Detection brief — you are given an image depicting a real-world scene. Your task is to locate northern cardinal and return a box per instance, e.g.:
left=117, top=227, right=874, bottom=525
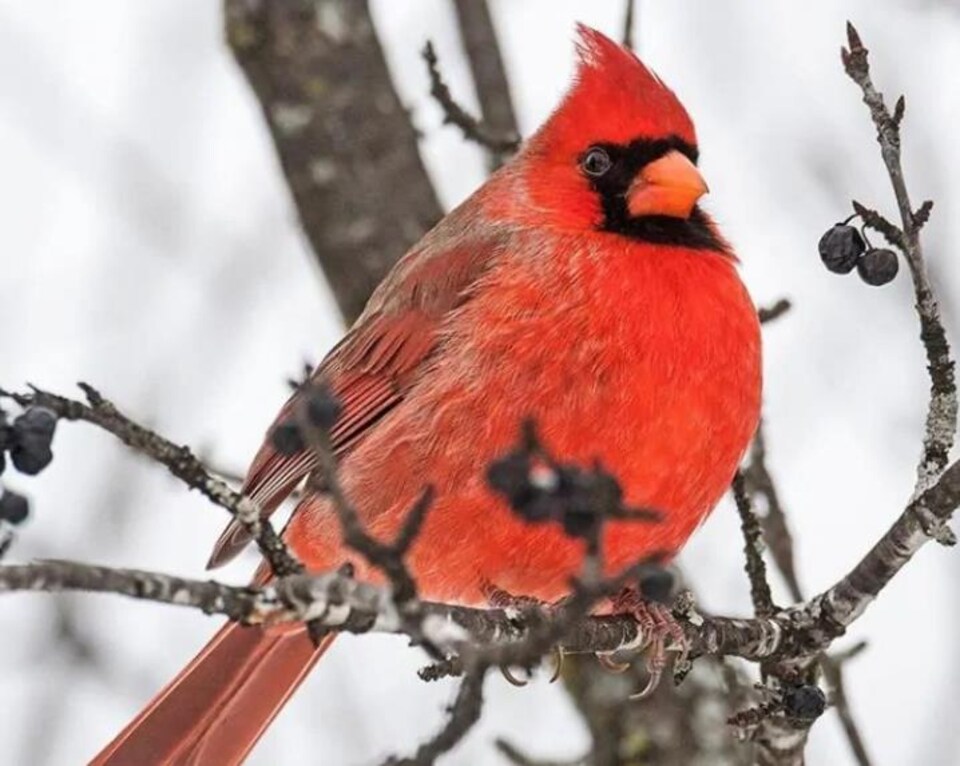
left=93, top=25, right=761, bottom=765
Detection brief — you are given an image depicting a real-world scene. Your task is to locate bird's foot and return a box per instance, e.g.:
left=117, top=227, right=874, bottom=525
left=479, top=580, right=564, bottom=685
left=480, top=579, right=548, bottom=613
left=600, top=587, right=690, bottom=699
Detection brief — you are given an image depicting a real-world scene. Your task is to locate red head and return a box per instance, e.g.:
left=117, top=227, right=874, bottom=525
left=511, top=25, right=719, bottom=251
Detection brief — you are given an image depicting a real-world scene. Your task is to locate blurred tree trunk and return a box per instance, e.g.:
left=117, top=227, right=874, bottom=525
left=561, top=655, right=753, bottom=766
left=224, top=0, right=443, bottom=325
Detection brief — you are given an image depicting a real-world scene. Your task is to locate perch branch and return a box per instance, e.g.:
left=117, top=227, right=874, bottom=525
left=2, top=446, right=958, bottom=664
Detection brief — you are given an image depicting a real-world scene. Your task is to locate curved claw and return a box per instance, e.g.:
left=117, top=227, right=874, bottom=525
left=596, top=652, right=631, bottom=673
left=549, top=648, right=565, bottom=683
left=630, top=664, right=663, bottom=700
left=501, top=666, right=530, bottom=687
left=629, top=634, right=668, bottom=699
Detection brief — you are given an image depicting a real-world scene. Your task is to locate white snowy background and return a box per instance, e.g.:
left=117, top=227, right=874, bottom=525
left=1, top=1, right=959, bottom=764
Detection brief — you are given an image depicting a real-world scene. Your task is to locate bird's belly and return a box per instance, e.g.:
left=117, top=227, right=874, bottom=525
left=289, top=252, right=761, bottom=605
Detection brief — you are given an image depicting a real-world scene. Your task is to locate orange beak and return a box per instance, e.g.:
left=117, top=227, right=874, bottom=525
left=626, top=150, right=708, bottom=219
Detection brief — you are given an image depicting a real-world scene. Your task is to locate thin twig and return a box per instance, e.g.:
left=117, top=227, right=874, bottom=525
left=821, top=649, right=873, bottom=766
left=421, top=41, right=520, bottom=154
left=743, top=424, right=873, bottom=763
left=387, top=663, right=487, bottom=766
left=293, top=385, right=428, bottom=609
left=842, top=21, right=957, bottom=497
left=742, top=424, right=803, bottom=603
left=1, top=384, right=302, bottom=577
left=451, top=0, right=519, bottom=169
left=732, top=471, right=776, bottom=617
left=622, top=0, right=637, bottom=51
left=758, top=298, right=793, bottom=326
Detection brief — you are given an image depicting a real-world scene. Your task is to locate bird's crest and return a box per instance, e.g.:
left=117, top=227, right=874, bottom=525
left=533, top=25, right=696, bottom=151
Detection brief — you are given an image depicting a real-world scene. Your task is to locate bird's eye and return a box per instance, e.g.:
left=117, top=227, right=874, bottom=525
left=581, top=147, right=612, bottom=177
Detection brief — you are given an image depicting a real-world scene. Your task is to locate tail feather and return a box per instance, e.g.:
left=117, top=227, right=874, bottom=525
left=90, top=621, right=334, bottom=766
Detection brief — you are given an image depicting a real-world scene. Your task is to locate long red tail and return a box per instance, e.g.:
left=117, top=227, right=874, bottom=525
left=90, top=621, right=335, bottom=765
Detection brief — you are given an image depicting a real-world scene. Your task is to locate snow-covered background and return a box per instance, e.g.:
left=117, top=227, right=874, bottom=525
left=1, top=1, right=959, bottom=763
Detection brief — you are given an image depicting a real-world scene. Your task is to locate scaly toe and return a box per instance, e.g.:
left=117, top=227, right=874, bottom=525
left=611, top=588, right=691, bottom=698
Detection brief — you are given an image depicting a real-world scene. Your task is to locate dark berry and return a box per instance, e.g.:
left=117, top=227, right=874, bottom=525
left=306, top=385, right=343, bottom=430
left=13, top=407, right=57, bottom=441
left=9, top=407, right=57, bottom=475
left=818, top=224, right=865, bottom=274
left=10, top=444, right=52, bottom=475
left=271, top=421, right=305, bottom=455
left=782, top=684, right=826, bottom=721
left=0, top=490, right=29, bottom=525
left=856, top=248, right=899, bottom=286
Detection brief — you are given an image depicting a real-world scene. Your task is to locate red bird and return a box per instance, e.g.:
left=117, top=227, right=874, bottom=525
left=93, top=26, right=761, bottom=765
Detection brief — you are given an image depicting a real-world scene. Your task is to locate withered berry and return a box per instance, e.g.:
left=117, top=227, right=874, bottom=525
left=818, top=224, right=865, bottom=274
left=857, top=248, right=899, bottom=286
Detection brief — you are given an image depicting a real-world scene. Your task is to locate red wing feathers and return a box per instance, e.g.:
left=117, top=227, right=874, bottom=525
left=206, top=234, right=504, bottom=568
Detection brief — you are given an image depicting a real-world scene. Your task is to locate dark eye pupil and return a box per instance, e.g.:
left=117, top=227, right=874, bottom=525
left=582, top=148, right=611, bottom=177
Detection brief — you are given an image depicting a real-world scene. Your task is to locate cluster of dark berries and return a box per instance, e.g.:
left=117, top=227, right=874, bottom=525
left=819, top=219, right=899, bottom=286
left=486, top=422, right=660, bottom=544
left=270, top=378, right=343, bottom=456
left=0, top=404, right=57, bottom=532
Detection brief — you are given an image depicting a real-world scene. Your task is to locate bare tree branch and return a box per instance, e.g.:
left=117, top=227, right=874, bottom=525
left=732, top=471, right=776, bottom=617
left=291, top=384, right=432, bottom=638
left=422, top=41, right=520, bottom=155
left=725, top=25, right=960, bottom=761
left=842, top=22, right=957, bottom=497
left=0, top=558, right=778, bottom=661
left=821, top=644, right=873, bottom=766
left=757, top=298, right=793, bottom=326
left=224, top=0, right=443, bottom=324
left=743, top=423, right=803, bottom=603
left=451, top=0, right=519, bottom=169
left=1, top=384, right=302, bottom=578
left=622, top=0, right=637, bottom=51
left=388, top=664, right=486, bottom=766
left=742, top=421, right=874, bottom=765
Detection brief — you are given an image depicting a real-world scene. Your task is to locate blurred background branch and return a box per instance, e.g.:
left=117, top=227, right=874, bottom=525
left=224, top=0, right=442, bottom=324
left=451, top=0, right=519, bottom=169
